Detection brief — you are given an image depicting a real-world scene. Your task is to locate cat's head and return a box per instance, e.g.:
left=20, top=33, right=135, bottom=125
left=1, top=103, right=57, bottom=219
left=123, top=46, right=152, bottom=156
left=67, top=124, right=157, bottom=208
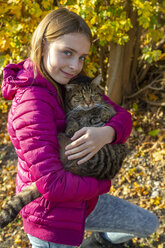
left=65, top=75, right=104, bottom=111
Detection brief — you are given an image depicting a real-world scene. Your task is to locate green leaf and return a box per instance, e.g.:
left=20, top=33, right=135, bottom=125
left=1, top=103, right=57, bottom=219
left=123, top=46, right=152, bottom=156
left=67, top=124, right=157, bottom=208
left=133, top=103, right=138, bottom=111
left=137, top=127, right=143, bottom=133
left=148, top=129, right=159, bottom=137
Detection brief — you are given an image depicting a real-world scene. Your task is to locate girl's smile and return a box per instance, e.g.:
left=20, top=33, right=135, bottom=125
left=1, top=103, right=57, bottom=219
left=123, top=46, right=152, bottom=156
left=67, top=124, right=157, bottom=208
left=43, top=33, right=91, bottom=85
left=60, top=69, right=74, bottom=78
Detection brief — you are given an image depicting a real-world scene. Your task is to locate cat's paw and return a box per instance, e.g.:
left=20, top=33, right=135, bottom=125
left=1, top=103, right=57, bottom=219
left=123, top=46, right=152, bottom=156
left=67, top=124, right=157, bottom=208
left=101, top=111, right=111, bottom=122
left=65, top=122, right=79, bottom=137
left=65, top=128, right=75, bottom=138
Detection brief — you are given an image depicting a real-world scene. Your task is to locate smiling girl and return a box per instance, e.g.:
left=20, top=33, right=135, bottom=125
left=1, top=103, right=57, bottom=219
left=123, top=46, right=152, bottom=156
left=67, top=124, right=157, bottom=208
left=1, top=8, right=159, bottom=248
left=43, top=33, right=89, bottom=83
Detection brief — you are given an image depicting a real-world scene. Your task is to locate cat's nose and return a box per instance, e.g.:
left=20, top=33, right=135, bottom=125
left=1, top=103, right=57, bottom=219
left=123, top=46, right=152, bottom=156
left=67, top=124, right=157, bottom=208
left=85, top=102, right=92, bottom=107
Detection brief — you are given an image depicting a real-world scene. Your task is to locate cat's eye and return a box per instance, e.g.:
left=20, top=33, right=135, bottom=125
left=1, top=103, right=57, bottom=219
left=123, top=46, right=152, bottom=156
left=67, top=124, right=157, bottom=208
left=93, top=95, right=101, bottom=101
left=74, top=96, right=81, bottom=101
left=72, top=96, right=82, bottom=102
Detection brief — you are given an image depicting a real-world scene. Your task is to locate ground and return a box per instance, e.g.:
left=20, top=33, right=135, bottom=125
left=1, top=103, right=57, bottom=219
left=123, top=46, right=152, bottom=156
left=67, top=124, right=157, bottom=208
left=0, top=96, right=164, bottom=248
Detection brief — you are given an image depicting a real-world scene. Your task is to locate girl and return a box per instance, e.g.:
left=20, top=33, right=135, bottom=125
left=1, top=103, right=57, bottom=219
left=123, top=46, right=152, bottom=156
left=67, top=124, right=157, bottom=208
left=1, top=8, right=159, bottom=248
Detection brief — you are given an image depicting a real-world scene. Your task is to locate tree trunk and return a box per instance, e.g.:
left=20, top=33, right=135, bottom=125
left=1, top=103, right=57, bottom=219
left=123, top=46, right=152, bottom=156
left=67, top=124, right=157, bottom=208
left=106, top=2, right=141, bottom=104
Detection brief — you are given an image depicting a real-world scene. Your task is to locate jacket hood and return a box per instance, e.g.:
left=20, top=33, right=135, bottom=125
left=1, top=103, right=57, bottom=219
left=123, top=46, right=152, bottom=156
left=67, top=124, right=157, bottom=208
left=1, top=59, right=55, bottom=100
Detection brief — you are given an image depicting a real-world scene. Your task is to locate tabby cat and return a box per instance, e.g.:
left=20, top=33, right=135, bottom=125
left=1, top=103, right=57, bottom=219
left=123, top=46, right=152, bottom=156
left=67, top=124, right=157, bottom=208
left=0, top=75, right=127, bottom=228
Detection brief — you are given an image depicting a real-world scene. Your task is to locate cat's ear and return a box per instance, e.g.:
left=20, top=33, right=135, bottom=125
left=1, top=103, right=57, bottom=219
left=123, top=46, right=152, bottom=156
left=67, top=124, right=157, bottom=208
left=91, top=74, right=102, bottom=86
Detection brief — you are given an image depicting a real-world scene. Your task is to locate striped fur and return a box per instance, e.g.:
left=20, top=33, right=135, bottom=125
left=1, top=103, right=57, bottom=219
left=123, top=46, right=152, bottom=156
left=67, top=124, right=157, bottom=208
left=0, top=183, right=40, bottom=228
left=59, top=75, right=127, bottom=179
left=0, top=75, right=127, bottom=228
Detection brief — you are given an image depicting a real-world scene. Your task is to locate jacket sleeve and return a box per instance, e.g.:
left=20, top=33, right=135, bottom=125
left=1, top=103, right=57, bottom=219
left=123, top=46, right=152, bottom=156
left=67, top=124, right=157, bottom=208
left=13, top=88, right=111, bottom=203
left=103, top=95, right=132, bottom=144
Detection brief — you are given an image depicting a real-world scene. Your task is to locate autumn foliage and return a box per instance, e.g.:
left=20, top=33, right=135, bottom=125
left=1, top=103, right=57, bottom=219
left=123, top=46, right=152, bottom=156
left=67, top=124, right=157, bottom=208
left=0, top=1, right=165, bottom=247
left=0, top=0, right=164, bottom=75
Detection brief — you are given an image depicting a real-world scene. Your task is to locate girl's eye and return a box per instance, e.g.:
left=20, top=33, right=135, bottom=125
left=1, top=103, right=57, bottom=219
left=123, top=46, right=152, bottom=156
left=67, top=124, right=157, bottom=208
left=80, top=56, right=86, bottom=62
left=64, top=51, right=72, bottom=56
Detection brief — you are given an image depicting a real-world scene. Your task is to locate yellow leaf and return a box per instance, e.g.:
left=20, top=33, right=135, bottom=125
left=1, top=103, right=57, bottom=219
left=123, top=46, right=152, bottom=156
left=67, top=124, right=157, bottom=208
left=148, top=93, right=158, bottom=101
left=5, top=134, right=10, bottom=141
left=158, top=244, right=164, bottom=248
left=9, top=5, right=22, bottom=19
left=110, top=185, right=115, bottom=192
left=14, top=235, right=22, bottom=244
left=159, top=53, right=165, bottom=60
left=133, top=121, right=137, bottom=127
left=104, top=57, right=108, bottom=64
left=150, top=197, right=162, bottom=206
left=9, top=165, right=15, bottom=170
left=0, top=3, right=10, bottom=15
left=90, top=16, right=97, bottom=25
left=152, top=151, right=164, bottom=161
left=143, top=190, right=149, bottom=195
left=41, top=0, right=52, bottom=9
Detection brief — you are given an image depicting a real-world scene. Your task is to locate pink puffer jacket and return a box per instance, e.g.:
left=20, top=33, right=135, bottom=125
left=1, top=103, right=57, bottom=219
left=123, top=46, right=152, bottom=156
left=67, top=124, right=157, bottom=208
left=1, top=59, right=132, bottom=246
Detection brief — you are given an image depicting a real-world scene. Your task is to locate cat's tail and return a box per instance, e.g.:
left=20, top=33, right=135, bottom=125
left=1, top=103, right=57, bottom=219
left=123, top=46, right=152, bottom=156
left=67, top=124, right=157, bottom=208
left=0, top=183, right=41, bottom=228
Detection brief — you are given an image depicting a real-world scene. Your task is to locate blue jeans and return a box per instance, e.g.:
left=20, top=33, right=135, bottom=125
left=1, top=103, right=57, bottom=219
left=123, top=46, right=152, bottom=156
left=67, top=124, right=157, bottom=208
left=28, top=194, right=159, bottom=248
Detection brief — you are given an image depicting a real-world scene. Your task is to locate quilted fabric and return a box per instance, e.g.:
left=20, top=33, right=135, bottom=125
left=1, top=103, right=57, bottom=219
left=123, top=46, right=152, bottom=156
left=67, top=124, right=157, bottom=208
left=1, top=59, right=132, bottom=246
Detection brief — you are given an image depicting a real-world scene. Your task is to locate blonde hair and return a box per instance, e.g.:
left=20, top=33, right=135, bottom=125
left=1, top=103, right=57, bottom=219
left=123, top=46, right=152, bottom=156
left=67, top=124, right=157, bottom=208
left=31, top=8, right=92, bottom=100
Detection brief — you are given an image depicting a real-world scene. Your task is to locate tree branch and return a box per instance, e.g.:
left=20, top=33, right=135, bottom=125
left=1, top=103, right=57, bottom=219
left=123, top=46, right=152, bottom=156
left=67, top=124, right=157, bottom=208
left=125, top=75, right=162, bottom=99
left=144, top=99, right=165, bottom=106
left=156, top=35, right=165, bottom=50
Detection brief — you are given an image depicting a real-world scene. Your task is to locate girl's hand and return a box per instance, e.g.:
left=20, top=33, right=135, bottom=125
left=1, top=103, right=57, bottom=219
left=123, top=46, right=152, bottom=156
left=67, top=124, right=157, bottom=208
left=65, top=126, right=115, bottom=165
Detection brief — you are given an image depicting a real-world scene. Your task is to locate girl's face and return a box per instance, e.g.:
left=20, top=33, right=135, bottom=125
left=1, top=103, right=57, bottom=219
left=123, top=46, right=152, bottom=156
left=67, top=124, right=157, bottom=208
left=43, top=33, right=91, bottom=85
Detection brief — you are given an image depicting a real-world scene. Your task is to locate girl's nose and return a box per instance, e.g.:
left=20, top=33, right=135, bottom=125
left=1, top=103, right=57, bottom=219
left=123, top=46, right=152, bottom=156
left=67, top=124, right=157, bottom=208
left=69, top=58, right=80, bottom=71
